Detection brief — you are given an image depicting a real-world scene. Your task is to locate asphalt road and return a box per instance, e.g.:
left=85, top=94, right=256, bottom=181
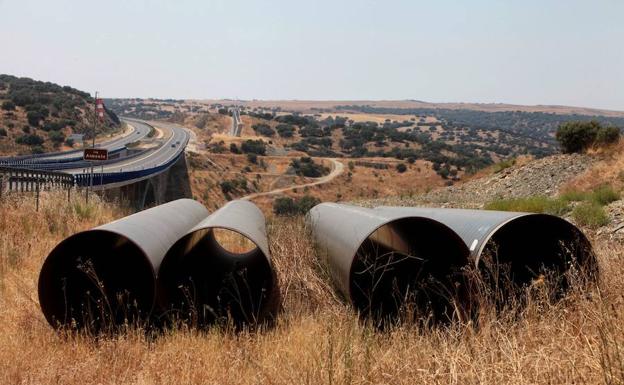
left=36, top=118, right=151, bottom=162
left=65, top=119, right=189, bottom=174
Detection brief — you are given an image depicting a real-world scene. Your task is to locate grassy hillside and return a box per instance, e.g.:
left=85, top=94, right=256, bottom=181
left=0, top=75, right=121, bottom=156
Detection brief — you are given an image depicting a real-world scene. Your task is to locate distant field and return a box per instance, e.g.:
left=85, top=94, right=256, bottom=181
left=199, top=99, right=624, bottom=117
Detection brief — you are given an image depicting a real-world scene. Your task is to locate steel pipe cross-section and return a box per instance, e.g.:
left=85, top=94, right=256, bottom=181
left=307, top=203, right=471, bottom=324
left=38, top=199, right=209, bottom=331
left=157, top=200, right=278, bottom=327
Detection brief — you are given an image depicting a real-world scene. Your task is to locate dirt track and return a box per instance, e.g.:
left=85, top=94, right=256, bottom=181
left=241, top=158, right=344, bottom=201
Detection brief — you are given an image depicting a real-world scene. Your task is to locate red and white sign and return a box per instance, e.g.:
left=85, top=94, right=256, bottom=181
left=96, top=98, right=105, bottom=121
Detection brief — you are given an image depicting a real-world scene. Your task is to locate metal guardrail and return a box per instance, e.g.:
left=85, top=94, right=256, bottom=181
left=0, top=166, right=74, bottom=193
left=1, top=120, right=189, bottom=190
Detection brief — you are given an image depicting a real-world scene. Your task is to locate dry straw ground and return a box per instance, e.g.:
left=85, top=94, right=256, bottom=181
left=1, top=192, right=624, bottom=384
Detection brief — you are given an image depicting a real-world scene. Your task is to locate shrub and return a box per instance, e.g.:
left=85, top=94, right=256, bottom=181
left=65, top=138, right=75, bottom=147
left=276, top=123, right=295, bottom=138
left=296, top=195, right=321, bottom=214
left=247, top=153, right=258, bottom=164
left=252, top=123, right=275, bottom=137
left=15, top=134, right=44, bottom=146
left=484, top=196, right=569, bottom=215
left=273, top=197, right=297, bottom=216
left=590, top=185, right=620, bottom=206
left=492, top=158, right=516, bottom=173
left=559, top=190, right=590, bottom=202
left=556, top=121, right=621, bottom=153
left=229, top=143, right=240, bottom=154
left=596, top=125, right=621, bottom=146
left=48, top=130, right=65, bottom=144
left=290, top=157, right=329, bottom=178
left=396, top=163, right=407, bottom=173
left=1, top=101, right=15, bottom=111
left=27, top=110, right=45, bottom=126
left=571, top=202, right=609, bottom=229
left=273, top=195, right=321, bottom=216
left=220, top=180, right=235, bottom=194
left=560, top=185, right=619, bottom=206
left=30, top=145, right=45, bottom=154
left=241, top=139, right=267, bottom=155
left=0, top=128, right=7, bottom=137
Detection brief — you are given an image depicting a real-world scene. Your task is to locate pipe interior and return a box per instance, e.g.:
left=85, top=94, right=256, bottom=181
left=38, top=230, right=156, bottom=330
left=350, top=218, right=469, bottom=324
left=157, top=228, right=275, bottom=327
left=480, top=215, right=596, bottom=294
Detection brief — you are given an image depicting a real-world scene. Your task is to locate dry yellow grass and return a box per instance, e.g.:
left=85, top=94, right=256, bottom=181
left=1, top=192, right=624, bottom=384
left=562, top=140, right=624, bottom=193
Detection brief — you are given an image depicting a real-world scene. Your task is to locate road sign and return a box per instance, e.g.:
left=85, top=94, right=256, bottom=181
left=84, top=148, right=108, bottom=161
left=96, top=98, right=105, bottom=121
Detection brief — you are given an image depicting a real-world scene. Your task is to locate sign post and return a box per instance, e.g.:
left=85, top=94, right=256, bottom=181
left=85, top=92, right=106, bottom=203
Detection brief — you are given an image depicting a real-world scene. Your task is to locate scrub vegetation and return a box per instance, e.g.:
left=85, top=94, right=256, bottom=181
left=485, top=184, right=619, bottom=229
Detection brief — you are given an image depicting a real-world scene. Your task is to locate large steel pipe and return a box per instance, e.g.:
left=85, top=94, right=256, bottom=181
left=373, top=207, right=598, bottom=297
left=38, top=199, right=209, bottom=331
left=157, top=200, right=278, bottom=327
left=307, top=203, right=471, bottom=324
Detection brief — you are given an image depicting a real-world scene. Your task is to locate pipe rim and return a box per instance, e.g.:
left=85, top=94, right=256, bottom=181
left=38, top=229, right=157, bottom=329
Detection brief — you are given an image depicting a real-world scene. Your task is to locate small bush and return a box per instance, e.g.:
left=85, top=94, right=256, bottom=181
left=492, top=158, right=516, bottom=173
left=571, top=202, right=609, bottom=229
left=252, top=123, right=275, bottom=137
left=590, top=185, right=620, bottom=206
left=15, top=134, right=44, bottom=146
left=247, top=153, right=258, bottom=164
left=560, top=185, right=619, bottom=206
left=1, top=100, right=15, bottom=111
left=241, top=140, right=267, bottom=155
left=559, top=190, right=590, bottom=202
left=484, top=196, right=569, bottom=215
left=48, top=130, right=65, bottom=144
left=290, top=157, right=329, bottom=178
left=229, top=143, right=240, bottom=154
left=396, top=163, right=407, bottom=173
left=0, top=128, right=7, bottom=137
left=273, top=195, right=321, bottom=216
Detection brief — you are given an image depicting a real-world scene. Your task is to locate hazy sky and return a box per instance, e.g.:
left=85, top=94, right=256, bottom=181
left=1, top=0, right=622, bottom=110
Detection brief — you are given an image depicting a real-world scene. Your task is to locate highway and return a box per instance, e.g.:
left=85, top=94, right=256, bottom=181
left=65, top=119, right=189, bottom=174
left=34, top=119, right=151, bottom=162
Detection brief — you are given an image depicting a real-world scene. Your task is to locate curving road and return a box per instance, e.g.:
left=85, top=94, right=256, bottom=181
left=65, top=119, right=189, bottom=174
left=32, top=118, right=152, bottom=162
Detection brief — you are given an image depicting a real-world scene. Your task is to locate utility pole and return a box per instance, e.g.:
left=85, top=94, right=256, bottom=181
left=86, top=91, right=98, bottom=204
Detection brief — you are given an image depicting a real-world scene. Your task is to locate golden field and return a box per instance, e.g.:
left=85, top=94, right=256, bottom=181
left=1, top=190, right=624, bottom=384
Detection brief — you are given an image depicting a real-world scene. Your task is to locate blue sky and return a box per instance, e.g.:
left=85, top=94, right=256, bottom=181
left=0, top=0, right=622, bottom=110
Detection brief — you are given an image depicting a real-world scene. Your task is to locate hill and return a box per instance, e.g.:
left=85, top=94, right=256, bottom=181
left=108, top=99, right=624, bottom=181
left=0, top=75, right=121, bottom=156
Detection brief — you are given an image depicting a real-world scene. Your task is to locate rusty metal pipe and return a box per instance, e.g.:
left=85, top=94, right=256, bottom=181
left=307, top=203, right=470, bottom=324
left=157, top=200, right=278, bottom=327
left=38, top=199, right=209, bottom=331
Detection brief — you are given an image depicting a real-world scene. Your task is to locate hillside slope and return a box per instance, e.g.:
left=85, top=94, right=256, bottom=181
left=0, top=75, right=121, bottom=156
